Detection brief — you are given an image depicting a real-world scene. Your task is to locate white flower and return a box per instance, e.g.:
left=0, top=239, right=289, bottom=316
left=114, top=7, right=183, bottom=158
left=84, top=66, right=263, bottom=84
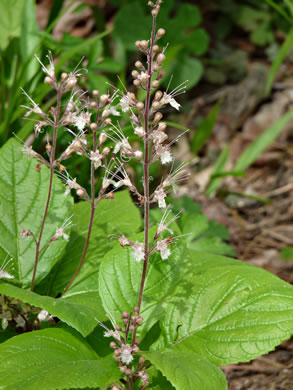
left=34, top=120, right=47, bottom=136
left=21, top=88, right=44, bottom=117
left=152, top=130, right=167, bottom=144
left=65, top=177, right=79, bottom=195
left=156, top=239, right=171, bottom=260
left=0, top=256, right=14, bottom=280
left=119, top=235, right=131, bottom=247
left=120, top=344, right=134, bottom=365
left=153, top=188, right=167, bottom=209
left=90, top=151, right=103, bottom=169
left=161, top=93, right=181, bottom=110
left=160, top=150, right=173, bottom=165
left=104, top=330, right=121, bottom=341
left=159, top=80, right=187, bottom=111
left=134, top=126, right=145, bottom=137
left=108, top=106, right=120, bottom=116
left=35, top=52, right=55, bottom=79
left=132, top=241, right=145, bottom=262
left=55, top=228, right=69, bottom=241
left=119, top=92, right=136, bottom=112
left=38, top=310, right=53, bottom=322
left=73, top=111, right=91, bottom=132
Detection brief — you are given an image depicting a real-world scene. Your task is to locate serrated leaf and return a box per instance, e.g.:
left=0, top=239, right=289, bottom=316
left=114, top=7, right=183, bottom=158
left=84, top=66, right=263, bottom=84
left=154, top=250, right=293, bottom=365
left=99, top=242, right=186, bottom=336
left=0, top=139, right=72, bottom=287
left=0, top=328, right=120, bottom=390
left=0, top=281, right=105, bottom=337
left=143, top=350, right=227, bottom=390
left=40, top=191, right=141, bottom=296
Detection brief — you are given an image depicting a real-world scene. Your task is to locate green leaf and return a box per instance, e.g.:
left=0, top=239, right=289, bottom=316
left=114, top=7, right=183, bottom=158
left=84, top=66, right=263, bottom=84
left=205, top=146, right=230, bottom=196
left=185, top=29, right=210, bottom=56
left=154, top=250, right=293, bottom=365
left=264, top=0, right=292, bottom=23
left=191, top=103, right=220, bottom=155
left=266, top=27, right=293, bottom=95
left=20, top=0, right=40, bottom=81
left=281, top=247, right=293, bottom=261
left=176, top=4, right=201, bottom=29
left=41, top=191, right=141, bottom=296
left=0, top=139, right=72, bottom=287
left=99, top=242, right=185, bottom=336
left=0, top=0, right=26, bottom=50
left=234, top=111, right=293, bottom=172
left=165, top=55, right=204, bottom=91
left=0, top=328, right=120, bottom=390
left=0, top=282, right=105, bottom=337
left=113, top=3, right=151, bottom=50
left=143, top=350, right=227, bottom=390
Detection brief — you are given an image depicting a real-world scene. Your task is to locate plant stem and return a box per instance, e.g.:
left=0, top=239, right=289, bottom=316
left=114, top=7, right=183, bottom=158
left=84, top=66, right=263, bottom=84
left=63, top=129, right=98, bottom=294
left=132, top=11, right=157, bottom=344
left=30, top=88, right=62, bottom=291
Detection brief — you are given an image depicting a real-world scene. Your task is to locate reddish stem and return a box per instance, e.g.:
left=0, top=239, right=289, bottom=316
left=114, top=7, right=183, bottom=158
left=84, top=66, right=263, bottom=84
left=132, top=11, right=157, bottom=344
left=30, top=88, right=62, bottom=291
left=63, top=129, right=98, bottom=294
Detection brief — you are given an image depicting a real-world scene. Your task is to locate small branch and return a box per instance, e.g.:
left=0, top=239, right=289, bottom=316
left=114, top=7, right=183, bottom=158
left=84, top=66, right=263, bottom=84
left=30, top=88, right=62, bottom=291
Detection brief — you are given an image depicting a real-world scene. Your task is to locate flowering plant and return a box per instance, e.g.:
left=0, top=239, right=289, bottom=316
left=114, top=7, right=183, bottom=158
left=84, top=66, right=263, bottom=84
left=1, top=1, right=293, bottom=389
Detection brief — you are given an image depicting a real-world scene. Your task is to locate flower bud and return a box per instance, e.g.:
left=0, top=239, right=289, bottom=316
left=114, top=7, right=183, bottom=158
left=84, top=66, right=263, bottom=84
left=153, top=63, right=160, bottom=71
left=134, top=150, right=143, bottom=160
left=90, top=101, right=97, bottom=108
left=122, top=311, right=129, bottom=319
left=158, top=122, right=167, bottom=131
left=133, top=79, right=140, bottom=87
left=157, top=28, right=165, bottom=38
left=152, top=101, right=160, bottom=110
left=61, top=72, right=68, bottom=81
left=90, top=123, right=98, bottom=131
left=93, top=89, right=99, bottom=96
left=76, top=188, right=85, bottom=198
left=132, top=70, right=139, bottom=78
left=155, top=90, right=163, bottom=101
left=158, top=70, right=166, bottom=80
left=100, top=94, right=109, bottom=106
left=103, top=117, right=112, bottom=126
left=153, top=44, right=159, bottom=52
left=136, top=102, right=144, bottom=111
left=140, top=40, right=149, bottom=51
left=99, top=132, right=107, bottom=144
left=135, top=61, right=143, bottom=68
left=44, top=76, right=53, bottom=86
left=154, top=112, right=163, bottom=123
left=157, top=53, right=165, bottom=64
left=110, top=342, right=118, bottom=349
left=152, top=80, right=159, bottom=88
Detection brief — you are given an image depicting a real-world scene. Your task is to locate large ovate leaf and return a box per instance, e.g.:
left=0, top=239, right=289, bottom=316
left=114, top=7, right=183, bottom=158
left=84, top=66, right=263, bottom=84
left=99, top=240, right=185, bottom=336
left=0, top=281, right=105, bottom=337
left=143, top=350, right=227, bottom=390
left=40, top=190, right=141, bottom=296
left=0, top=328, right=120, bottom=390
left=153, top=251, right=293, bottom=366
left=0, top=139, right=72, bottom=287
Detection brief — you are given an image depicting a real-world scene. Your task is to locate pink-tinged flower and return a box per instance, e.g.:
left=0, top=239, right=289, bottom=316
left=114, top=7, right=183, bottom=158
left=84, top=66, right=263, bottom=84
left=134, top=126, right=145, bottom=137
left=119, top=92, right=136, bottom=112
left=157, top=206, right=182, bottom=235
left=156, top=239, right=171, bottom=260
left=120, top=344, right=134, bottom=365
left=119, top=235, right=131, bottom=247
left=132, top=241, right=145, bottom=262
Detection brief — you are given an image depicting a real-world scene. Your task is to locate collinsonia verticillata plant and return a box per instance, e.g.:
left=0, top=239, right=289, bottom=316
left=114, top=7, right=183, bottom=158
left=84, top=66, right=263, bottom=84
left=2, top=1, right=293, bottom=390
